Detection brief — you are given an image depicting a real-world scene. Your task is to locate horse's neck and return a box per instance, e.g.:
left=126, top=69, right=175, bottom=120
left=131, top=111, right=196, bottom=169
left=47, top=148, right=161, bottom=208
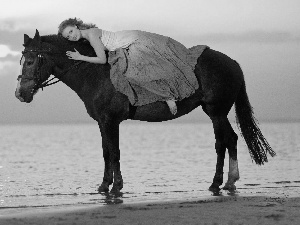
left=55, top=62, right=111, bottom=100
left=48, top=38, right=112, bottom=100
left=55, top=64, right=86, bottom=94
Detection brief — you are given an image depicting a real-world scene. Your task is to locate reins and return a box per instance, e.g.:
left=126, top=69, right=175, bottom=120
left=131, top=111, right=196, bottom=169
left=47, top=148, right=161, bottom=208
left=41, top=60, right=83, bottom=88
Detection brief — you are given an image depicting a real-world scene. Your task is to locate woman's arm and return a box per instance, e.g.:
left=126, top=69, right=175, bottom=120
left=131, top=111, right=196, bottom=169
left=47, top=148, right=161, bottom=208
left=66, top=29, right=107, bottom=64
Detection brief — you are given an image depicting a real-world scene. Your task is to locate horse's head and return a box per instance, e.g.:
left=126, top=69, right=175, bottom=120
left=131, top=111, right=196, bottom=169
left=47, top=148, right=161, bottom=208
left=15, top=30, right=55, bottom=103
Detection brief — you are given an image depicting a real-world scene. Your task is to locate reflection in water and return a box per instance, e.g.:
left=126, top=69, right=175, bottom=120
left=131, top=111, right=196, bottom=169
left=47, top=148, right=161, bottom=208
left=210, top=188, right=240, bottom=197
left=211, top=191, right=223, bottom=197
left=226, top=189, right=239, bottom=197
left=101, top=192, right=124, bottom=205
left=0, top=122, right=299, bottom=211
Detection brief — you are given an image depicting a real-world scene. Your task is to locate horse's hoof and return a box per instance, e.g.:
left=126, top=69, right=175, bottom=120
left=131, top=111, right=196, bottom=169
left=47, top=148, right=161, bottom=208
left=98, top=184, right=109, bottom=193
left=223, top=183, right=236, bottom=191
left=110, top=180, right=123, bottom=194
left=110, top=186, right=121, bottom=194
left=209, top=184, right=221, bottom=193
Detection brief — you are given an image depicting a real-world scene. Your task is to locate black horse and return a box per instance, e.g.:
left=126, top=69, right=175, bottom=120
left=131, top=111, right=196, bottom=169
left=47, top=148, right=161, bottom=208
left=15, top=30, right=275, bottom=193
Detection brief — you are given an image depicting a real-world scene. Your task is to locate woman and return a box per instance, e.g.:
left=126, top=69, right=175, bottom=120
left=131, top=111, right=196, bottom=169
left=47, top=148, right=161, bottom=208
left=58, top=18, right=202, bottom=115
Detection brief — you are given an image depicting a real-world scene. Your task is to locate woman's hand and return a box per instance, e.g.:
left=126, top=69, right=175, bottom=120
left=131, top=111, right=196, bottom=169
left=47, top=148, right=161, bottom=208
left=66, top=48, right=83, bottom=61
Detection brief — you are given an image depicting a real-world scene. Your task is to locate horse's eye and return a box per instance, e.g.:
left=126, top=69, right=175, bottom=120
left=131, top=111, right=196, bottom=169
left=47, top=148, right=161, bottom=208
left=26, top=60, right=34, bottom=66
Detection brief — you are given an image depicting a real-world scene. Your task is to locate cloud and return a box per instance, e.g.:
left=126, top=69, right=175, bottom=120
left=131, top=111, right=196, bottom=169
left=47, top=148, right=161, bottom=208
left=0, top=29, right=27, bottom=52
left=0, top=45, right=21, bottom=76
left=1, top=0, right=58, bottom=20
left=0, top=45, right=20, bottom=76
left=0, top=61, right=15, bottom=72
left=183, top=30, right=300, bottom=45
left=0, top=60, right=21, bottom=77
left=0, top=44, right=20, bottom=57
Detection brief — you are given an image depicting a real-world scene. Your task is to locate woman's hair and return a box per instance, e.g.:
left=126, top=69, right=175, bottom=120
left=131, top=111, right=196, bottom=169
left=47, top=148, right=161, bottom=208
left=58, top=17, right=97, bottom=35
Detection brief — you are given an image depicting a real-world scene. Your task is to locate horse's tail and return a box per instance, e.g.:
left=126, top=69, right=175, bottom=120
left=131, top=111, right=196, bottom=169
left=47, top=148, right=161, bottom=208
left=235, top=80, right=276, bottom=165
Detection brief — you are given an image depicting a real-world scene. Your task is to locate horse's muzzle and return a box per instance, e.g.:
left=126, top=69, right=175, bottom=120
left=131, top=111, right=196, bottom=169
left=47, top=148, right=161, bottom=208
left=15, top=88, right=25, bottom=102
left=15, top=79, right=34, bottom=103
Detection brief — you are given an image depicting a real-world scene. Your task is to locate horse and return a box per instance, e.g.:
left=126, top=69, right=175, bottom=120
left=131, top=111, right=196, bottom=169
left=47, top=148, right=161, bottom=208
left=15, top=30, right=275, bottom=194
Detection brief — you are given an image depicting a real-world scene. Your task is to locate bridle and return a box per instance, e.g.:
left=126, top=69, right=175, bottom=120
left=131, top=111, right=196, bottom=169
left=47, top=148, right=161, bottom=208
left=18, top=47, right=82, bottom=93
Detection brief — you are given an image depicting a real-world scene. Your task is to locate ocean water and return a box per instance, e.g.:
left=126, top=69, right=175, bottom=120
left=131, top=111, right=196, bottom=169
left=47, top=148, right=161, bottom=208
left=0, top=122, right=299, bottom=214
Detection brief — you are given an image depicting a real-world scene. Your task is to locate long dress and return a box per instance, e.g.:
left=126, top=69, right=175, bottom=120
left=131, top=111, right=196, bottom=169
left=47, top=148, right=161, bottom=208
left=101, top=29, right=208, bottom=106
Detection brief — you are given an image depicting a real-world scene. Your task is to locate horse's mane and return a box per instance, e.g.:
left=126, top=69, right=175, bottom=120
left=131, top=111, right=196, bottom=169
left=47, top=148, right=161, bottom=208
left=37, top=34, right=106, bottom=79
left=39, top=34, right=110, bottom=83
left=41, top=34, right=97, bottom=58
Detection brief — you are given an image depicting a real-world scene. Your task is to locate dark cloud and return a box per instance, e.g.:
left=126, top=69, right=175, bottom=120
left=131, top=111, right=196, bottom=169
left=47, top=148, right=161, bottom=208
left=0, top=19, right=44, bottom=52
left=2, top=25, right=298, bottom=56
left=188, top=30, right=300, bottom=44
left=0, top=54, right=21, bottom=62
left=0, top=29, right=28, bottom=52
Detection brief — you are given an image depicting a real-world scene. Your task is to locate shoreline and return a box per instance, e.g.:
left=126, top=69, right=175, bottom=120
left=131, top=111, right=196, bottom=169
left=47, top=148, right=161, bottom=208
left=1, top=195, right=300, bottom=225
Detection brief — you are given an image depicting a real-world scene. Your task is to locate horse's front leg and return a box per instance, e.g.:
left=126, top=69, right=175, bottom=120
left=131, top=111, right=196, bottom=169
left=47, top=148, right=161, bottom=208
left=97, top=122, right=113, bottom=192
left=98, top=120, right=123, bottom=193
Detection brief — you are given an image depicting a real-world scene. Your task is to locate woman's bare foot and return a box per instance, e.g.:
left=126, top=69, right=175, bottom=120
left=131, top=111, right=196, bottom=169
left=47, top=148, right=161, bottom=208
left=166, top=100, right=177, bottom=115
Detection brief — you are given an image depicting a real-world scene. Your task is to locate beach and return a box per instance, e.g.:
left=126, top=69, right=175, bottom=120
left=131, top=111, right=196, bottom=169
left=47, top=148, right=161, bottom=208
left=1, top=196, right=300, bottom=225
left=1, top=123, right=299, bottom=224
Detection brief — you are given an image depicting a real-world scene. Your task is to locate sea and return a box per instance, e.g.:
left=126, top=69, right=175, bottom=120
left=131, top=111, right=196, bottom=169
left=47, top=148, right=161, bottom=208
left=0, top=122, right=299, bottom=215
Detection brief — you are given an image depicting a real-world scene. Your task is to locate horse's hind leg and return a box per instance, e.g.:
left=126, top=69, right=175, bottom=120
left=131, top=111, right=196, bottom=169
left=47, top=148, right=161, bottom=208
left=208, top=115, right=239, bottom=192
left=208, top=116, right=227, bottom=192
left=223, top=122, right=240, bottom=190
left=223, top=156, right=240, bottom=190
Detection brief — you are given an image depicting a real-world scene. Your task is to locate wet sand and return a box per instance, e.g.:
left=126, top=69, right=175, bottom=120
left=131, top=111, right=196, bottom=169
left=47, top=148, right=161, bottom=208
left=1, top=196, right=300, bottom=225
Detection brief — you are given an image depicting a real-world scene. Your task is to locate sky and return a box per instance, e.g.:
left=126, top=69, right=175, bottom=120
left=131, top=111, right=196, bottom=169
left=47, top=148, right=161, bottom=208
left=0, top=0, right=300, bottom=124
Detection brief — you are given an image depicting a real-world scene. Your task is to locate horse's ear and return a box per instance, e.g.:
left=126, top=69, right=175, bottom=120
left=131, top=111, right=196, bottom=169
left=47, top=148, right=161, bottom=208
left=23, top=34, right=31, bottom=46
left=33, top=29, right=41, bottom=42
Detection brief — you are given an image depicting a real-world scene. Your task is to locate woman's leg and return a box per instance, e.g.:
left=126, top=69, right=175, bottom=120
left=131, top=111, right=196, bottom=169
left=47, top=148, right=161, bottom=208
left=166, top=99, right=177, bottom=115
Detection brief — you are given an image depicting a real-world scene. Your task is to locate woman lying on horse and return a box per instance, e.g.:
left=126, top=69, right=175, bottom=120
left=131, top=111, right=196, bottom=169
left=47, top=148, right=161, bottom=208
left=58, top=17, right=202, bottom=115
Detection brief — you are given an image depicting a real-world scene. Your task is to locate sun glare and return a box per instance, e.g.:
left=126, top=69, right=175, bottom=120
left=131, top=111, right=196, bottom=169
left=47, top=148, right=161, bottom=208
left=0, top=45, right=20, bottom=58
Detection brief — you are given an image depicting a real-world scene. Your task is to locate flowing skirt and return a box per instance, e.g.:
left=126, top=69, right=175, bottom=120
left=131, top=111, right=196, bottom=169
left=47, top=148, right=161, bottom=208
left=108, top=31, right=208, bottom=106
